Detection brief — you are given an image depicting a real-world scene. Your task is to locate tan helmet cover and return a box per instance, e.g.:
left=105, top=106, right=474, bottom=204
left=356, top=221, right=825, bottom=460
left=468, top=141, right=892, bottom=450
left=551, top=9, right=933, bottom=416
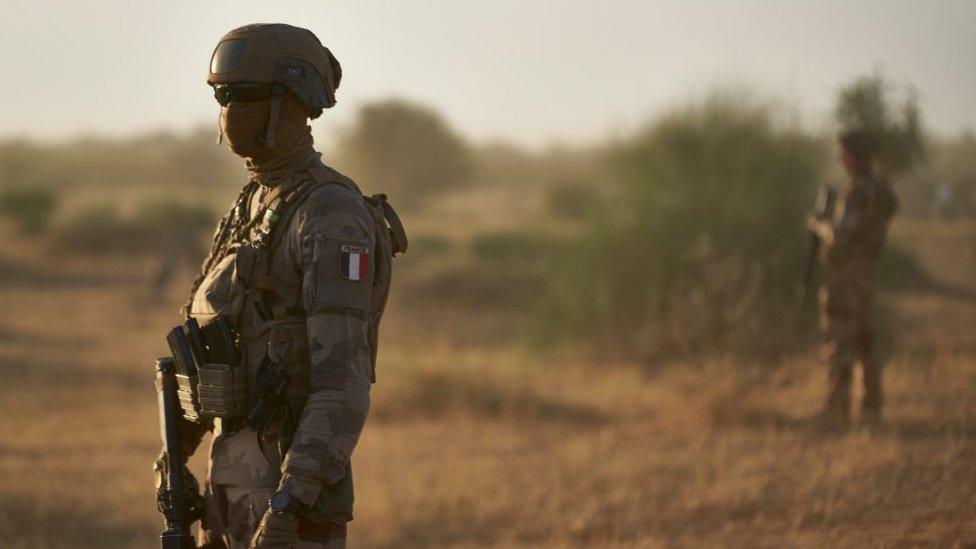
left=208, top=23, right=342, bottom=118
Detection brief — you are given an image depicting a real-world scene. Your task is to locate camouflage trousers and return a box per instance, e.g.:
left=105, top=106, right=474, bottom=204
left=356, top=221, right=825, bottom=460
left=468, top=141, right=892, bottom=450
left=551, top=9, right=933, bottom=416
left=200, top=426, right=347, bottom=549
left=819, top=283, right=882, bottom=416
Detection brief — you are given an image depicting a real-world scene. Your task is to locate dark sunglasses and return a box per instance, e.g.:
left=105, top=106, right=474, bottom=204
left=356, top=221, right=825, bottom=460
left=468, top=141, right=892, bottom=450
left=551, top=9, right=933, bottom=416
left=212, top=84, right=275, bottom=106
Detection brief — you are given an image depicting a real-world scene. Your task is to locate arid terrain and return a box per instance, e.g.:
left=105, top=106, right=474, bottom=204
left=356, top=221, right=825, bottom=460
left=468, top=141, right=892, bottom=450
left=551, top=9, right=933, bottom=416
left=0, top=200, right=974, bottom=547
left=1, top=2, right=973, bottom=545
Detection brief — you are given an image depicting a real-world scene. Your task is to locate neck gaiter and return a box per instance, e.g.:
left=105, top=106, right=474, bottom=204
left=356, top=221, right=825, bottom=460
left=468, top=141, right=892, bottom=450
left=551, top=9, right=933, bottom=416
left=220, top=95, right=317, bottom=186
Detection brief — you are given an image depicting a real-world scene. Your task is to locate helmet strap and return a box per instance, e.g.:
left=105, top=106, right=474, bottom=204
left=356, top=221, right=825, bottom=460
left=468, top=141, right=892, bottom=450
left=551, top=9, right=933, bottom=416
left=215, top=109, right=224, bottom=145
left=262, top=84, right=286, bottom=147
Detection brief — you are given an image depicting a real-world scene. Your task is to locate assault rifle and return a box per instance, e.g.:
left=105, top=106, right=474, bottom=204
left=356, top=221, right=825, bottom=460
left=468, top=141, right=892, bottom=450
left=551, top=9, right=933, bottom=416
left=154, top=356, right=203, bottom=549
left=800, top=185, right=838, bottom=303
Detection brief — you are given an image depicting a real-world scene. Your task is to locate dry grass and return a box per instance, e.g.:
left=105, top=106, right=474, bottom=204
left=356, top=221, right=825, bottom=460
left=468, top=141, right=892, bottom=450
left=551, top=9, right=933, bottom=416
left=1, top=216, right=975, bottom=547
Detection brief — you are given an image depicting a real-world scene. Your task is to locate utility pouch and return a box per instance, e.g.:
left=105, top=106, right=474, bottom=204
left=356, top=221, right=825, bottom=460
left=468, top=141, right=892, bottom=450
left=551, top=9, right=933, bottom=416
left=232, top=244, right=262, bottom=288
left=175, top=373, right=203, bottom=422
left=196, top=363, right=247, bottom=418
left=168, top=325, right=204, bottom=422
left=166, top=316, right=242, bottom=423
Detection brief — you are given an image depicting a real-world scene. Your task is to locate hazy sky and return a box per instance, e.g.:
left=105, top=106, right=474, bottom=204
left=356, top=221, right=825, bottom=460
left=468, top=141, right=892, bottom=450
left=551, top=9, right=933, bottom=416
left=1, top=0, right=973, bottom=147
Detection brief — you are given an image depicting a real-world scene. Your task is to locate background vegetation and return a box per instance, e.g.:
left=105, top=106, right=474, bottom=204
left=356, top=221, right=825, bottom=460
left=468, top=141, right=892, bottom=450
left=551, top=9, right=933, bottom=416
left=2, top=74, right=976, bottom=546
left=337, top=99, right=475, bottom=211
left=835, top=73, right=926, bottom=177
left=2, top=80, right=963, bottom=356
left=534, top=93, right=825, bottom=360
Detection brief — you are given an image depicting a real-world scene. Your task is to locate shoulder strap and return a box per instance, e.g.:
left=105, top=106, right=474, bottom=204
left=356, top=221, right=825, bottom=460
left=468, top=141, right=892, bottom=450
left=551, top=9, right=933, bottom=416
left=182, top=181, right=260, bottom=317
left=264, top=179, right=327, bottom=256
left=258, top=177, right=342, bottom=320
left=364, top=193, right=408, bottom=256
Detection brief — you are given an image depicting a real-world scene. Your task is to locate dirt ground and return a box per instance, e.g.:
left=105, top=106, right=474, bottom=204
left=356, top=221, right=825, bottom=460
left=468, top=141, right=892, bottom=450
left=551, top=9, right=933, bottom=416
left=1, top=217, right=975, bottom=548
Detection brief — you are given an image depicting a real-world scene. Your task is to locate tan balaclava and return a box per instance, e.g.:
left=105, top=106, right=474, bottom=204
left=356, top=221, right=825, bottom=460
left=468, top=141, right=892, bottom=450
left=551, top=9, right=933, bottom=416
left=220, top=94, right=316, bottom=185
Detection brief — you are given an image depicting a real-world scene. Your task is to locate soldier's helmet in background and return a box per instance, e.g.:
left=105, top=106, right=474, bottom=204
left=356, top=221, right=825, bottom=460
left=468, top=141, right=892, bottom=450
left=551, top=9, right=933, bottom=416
left=207, top=23, right=342, bottom=119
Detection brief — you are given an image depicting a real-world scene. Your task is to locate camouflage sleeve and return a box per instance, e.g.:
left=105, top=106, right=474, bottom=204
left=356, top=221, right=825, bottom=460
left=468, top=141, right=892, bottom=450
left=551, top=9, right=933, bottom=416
left=277, top=193, right=375, bottom=506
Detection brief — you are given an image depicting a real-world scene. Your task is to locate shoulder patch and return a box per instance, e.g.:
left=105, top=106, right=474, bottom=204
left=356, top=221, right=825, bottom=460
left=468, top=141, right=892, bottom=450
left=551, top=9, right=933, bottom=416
left=340, top=244, right=371, bottom=281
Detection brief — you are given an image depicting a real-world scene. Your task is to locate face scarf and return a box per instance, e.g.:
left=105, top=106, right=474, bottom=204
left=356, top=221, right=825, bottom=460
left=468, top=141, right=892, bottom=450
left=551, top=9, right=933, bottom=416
left=219, top=94, right=317, bottom=185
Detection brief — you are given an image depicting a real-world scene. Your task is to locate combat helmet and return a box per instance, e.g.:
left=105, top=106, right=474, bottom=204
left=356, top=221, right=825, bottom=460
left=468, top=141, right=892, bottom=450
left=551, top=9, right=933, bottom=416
left=208, top=23, right=342, bottom=145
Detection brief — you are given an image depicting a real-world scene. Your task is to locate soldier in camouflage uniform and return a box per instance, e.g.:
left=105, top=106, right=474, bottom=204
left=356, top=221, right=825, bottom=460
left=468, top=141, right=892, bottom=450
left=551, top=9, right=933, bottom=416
left=159, top=24, right=405, bottom=548
left=807, top=128, right=897, bottom=423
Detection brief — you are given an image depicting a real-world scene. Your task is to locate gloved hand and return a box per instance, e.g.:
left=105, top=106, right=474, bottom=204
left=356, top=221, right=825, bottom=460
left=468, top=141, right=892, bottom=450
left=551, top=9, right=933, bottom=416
left=249, top=508, right=299, bottom=548
left=153, top=451, right=205, bottom=523
left=806, top=215, right=823, bottom=233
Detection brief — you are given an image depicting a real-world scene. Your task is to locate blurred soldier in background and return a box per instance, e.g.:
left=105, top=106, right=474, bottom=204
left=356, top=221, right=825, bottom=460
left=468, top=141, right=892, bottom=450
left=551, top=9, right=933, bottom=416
left=807, top=128, right=898, bottom=424
left=159, top=23, right=405, bottom=548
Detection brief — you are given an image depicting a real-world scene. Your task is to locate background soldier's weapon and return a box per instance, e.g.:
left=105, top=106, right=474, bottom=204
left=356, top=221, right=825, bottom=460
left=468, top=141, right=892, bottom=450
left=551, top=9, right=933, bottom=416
left=154, top=357, right=201, bottom=549
left=800, top=185, right=838, bottom=303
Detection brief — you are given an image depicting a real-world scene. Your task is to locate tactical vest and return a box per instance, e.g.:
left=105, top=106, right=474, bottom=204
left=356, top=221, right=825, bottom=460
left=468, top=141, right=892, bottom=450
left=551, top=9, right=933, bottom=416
left=828, top=174, right=897, bottom=268
left=181, top=161, right=404, bottom=525
left=861, top=176, right=898, bottom=258
left=185, top=160, right=406, bottom=382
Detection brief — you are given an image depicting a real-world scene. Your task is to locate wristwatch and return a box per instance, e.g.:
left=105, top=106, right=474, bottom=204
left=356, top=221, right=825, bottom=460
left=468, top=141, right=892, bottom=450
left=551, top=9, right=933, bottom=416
left=269, top=490, right=303, bottom=516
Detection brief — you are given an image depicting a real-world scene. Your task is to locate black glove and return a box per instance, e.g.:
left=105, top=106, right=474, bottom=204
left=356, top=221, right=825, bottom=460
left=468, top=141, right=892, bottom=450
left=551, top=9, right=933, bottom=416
left=153, top=451, right=205, bottom=523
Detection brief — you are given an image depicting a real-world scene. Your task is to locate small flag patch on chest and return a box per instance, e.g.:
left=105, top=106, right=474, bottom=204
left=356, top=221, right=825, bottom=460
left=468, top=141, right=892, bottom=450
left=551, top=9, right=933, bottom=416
left=340, top=244, right=370, bottom=281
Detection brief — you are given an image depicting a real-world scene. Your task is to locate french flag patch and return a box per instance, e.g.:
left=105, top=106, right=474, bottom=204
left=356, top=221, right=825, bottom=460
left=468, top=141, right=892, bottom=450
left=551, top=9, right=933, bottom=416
left=340, top=244, right=370, bottom=281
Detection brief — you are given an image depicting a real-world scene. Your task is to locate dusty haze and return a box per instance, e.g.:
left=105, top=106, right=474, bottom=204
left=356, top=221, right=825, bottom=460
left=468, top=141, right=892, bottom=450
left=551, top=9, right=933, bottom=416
left=1, top=0, right=975, bottom=146
left=2, top=3, right=976, bottom=547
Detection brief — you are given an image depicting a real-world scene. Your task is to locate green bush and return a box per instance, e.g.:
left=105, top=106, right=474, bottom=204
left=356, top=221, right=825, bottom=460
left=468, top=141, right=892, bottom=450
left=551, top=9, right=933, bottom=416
left=874, top=242, right=950, bottom=295
left=136, top=197, right=213, bottom=234
left=407, top=234, right=455, bottom=257
left=533, top=91, right=826, bottom=359
left=903, top=133, right=976, bottom=218
left=55, top=204, right=127, bottom=252
left=53, top=199, right=214, bottom=255
left=470, top=230, right=560, bottom=263
left=336, top=99, right=474, bottom=210
left=835, top=72, right=926, bottom=177
left=546, top=183, right=596, bottom=220
left=0, top=185, right=58, bottom=234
